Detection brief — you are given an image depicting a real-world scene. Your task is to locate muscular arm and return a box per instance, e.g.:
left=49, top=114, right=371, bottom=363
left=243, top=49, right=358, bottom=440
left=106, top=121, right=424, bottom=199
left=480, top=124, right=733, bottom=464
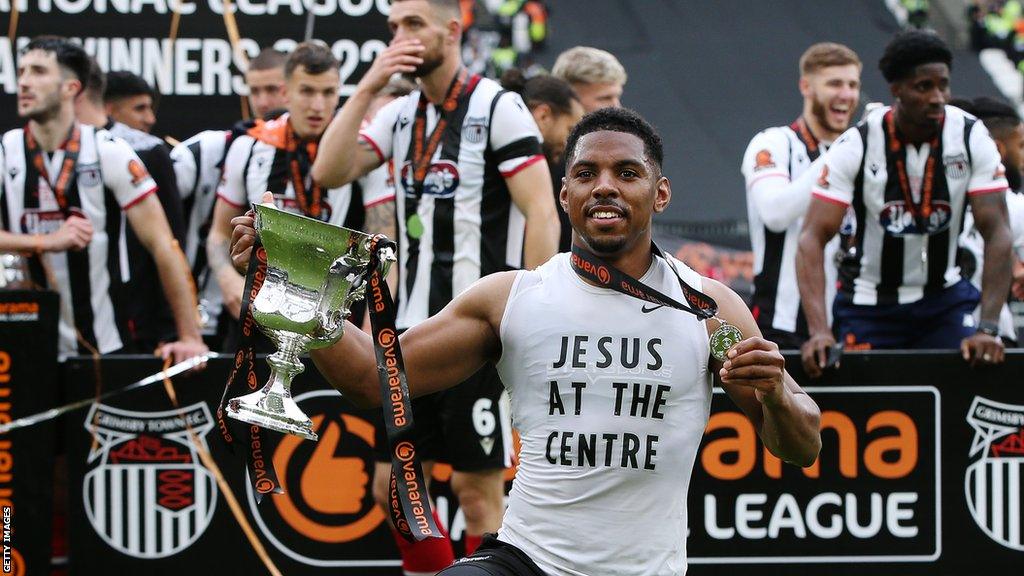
left=705, top=279, right=822, bottom=466
left=507, top=159, right=559, bottom=268
left=311, top=271, right=514, bottom=407
left=970, top=191, right=1013, bottom=324
left=796, top=198, right=846, bottom=336
left=125, top=194, right=202, bottom=344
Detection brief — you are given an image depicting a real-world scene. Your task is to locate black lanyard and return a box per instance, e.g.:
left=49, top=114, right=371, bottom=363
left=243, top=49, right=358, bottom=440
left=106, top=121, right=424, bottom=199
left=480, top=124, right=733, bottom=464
left=569, top=242, right=718, bottom=320
left=409, top=68, right=474, bottom=195
left=365, top=237, right=443, bottom=542
left=25, top=123, right=81, bottom=217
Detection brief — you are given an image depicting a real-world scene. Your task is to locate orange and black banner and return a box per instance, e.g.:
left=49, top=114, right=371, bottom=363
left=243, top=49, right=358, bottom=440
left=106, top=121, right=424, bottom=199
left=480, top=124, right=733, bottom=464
left=216, top=240, right=283, bottom=502
left=0, top=291, right=59, bottom=576
left=365, top=240, right=442, bottom=542
left=50, top=352, right=1024, bottom=574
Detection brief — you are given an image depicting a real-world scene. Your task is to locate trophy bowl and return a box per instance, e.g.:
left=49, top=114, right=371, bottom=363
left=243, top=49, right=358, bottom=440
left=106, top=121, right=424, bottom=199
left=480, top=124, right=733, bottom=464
left=226, top=203, right=393, bottom=440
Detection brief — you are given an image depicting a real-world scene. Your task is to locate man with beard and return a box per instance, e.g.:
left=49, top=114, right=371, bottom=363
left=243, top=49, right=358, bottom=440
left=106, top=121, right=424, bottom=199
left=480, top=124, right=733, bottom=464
left=951, top=96, right=1024, bottom=344
left=206, top=42, right=395, bottom=348
left=500, top=68, right=584, bottom=250
left=742, top=43, right=861, bottom=349
left=231, top=107, right=822, bottom=576
left=312, top=0, right=559, bottom=571
left=798, top=30, right=1013, bottom=375
left=0, top=37, right=206, bottom=363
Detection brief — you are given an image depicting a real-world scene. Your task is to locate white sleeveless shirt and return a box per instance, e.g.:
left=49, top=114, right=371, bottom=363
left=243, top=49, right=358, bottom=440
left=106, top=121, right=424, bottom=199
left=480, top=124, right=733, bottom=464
left=496, top=252, right=713, bottom=576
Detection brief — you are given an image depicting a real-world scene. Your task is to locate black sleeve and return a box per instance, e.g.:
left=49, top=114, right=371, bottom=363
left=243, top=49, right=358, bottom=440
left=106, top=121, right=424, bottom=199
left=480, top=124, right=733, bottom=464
left=140, top=144, right=187, bottom=245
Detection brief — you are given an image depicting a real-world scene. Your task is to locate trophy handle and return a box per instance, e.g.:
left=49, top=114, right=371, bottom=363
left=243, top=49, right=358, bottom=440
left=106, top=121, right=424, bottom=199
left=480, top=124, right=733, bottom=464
left=226, top=333, right=318, bottom=440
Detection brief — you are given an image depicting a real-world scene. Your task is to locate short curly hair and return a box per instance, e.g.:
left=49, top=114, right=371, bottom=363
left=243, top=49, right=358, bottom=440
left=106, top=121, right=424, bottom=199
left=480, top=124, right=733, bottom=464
left=878, top=30, right=952, bottom=83
left=564, top=107, right=663, bottom=171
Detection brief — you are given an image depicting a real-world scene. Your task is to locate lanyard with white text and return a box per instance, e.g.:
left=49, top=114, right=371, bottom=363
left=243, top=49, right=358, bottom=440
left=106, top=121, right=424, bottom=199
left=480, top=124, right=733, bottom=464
left=365, top=235, right=443, bottom=542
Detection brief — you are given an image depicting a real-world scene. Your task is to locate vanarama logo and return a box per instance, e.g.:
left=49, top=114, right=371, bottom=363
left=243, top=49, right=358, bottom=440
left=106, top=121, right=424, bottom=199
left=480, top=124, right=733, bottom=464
left=82, top=403, right=218, bottom=558
left=570, top=253, right=611, bottom=285
left=246, top=390, right=392, bottom=567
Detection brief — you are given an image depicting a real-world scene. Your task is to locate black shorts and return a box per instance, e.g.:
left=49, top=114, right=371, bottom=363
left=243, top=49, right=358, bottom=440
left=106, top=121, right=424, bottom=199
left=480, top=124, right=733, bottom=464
left=374, top=363, right=510, bottom=472
left=437, top=534, right=547, bottom=576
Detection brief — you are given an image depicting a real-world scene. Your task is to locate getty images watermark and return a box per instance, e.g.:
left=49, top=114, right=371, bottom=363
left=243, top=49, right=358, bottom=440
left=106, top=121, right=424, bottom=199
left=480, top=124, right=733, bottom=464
left=2, top=505, right=11, bottom=574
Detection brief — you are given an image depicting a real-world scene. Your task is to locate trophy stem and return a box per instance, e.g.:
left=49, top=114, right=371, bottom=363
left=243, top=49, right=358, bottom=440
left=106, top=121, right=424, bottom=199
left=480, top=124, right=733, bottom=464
left=267, top=333, right=307, bottom=392
left=226, top=333, right=318, bottom=441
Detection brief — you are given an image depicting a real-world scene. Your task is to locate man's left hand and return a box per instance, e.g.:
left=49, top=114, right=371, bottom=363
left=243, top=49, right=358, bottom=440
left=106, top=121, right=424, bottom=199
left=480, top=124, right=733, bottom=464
left=961, top=332, right=1005, bottom=366
left=156, top=338, right=209, bottom=371
left=719, top=337, right=786, bottom=404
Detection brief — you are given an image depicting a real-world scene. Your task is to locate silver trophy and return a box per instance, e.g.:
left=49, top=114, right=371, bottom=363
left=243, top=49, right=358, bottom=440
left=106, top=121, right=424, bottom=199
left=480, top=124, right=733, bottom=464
left=226, top=203, right=394, bottom=440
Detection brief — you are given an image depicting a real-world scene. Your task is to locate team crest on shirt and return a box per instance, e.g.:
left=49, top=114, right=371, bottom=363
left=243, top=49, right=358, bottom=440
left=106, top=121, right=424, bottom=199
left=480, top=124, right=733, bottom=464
left=399, top=160, right=460, bottom=198
left=964, top=396, right=1024, bottom=551
left=753, top=149, right=775, bottom=171
left=462, top=117, right=488, bottom=144
left=943, top=153, right=969, bottom=180
left=879, top=199, right=952, bottom=236
left=77, top=162, right=101, bottom=188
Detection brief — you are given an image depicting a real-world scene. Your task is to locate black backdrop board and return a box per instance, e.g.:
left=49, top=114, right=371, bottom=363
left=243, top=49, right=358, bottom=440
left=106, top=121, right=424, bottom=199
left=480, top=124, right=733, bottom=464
left=55, top=353, right=1024, bottom=574
left=0, top=290, right=58, bottom=576
left=0, top=3, right=390, bottom=139
left=686, top=352, right=1024, bottom=575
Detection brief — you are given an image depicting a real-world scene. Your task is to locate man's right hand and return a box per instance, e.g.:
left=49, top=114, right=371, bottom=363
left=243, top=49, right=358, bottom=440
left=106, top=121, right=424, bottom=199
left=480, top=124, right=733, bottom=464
left=801, top=331, right=837, bottom=379
left=355, top=39, right=424, bottom=95
left=44, top=216, right=93, bottom=252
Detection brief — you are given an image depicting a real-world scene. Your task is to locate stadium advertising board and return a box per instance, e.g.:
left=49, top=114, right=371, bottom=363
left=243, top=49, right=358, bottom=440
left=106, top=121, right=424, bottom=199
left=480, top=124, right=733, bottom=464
left=44, top=354, right=1024, bottom=573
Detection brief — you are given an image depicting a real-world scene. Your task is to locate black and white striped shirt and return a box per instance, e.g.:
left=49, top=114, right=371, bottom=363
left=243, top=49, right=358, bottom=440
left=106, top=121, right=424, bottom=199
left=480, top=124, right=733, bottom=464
left=0, top=123, right=156, bottom=356
left=742, top=118, right=839, bottom=337
left=360, top=75, right=543, bottom=330
left=813, top=105, right=1008, bottom=305
left=171, top=129, right=231, bottom=333
left=217, top=114, right=392, bottom=228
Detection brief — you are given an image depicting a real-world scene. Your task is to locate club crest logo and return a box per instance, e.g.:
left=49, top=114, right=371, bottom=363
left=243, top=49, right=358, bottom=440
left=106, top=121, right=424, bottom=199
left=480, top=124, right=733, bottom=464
left=76, top=162, right=102, bottom=189
left=82, top=403, right=218, bottom=558
left=943, top=153, right=969, bottom=180
left=965, top=396, right=1024, bottom=551
left=462, top=117, right=488, bottom=145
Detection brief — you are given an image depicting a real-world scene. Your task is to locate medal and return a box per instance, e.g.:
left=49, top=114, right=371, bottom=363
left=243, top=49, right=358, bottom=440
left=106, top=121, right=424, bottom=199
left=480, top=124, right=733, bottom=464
left=709, top=319, right=743, bottom=362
